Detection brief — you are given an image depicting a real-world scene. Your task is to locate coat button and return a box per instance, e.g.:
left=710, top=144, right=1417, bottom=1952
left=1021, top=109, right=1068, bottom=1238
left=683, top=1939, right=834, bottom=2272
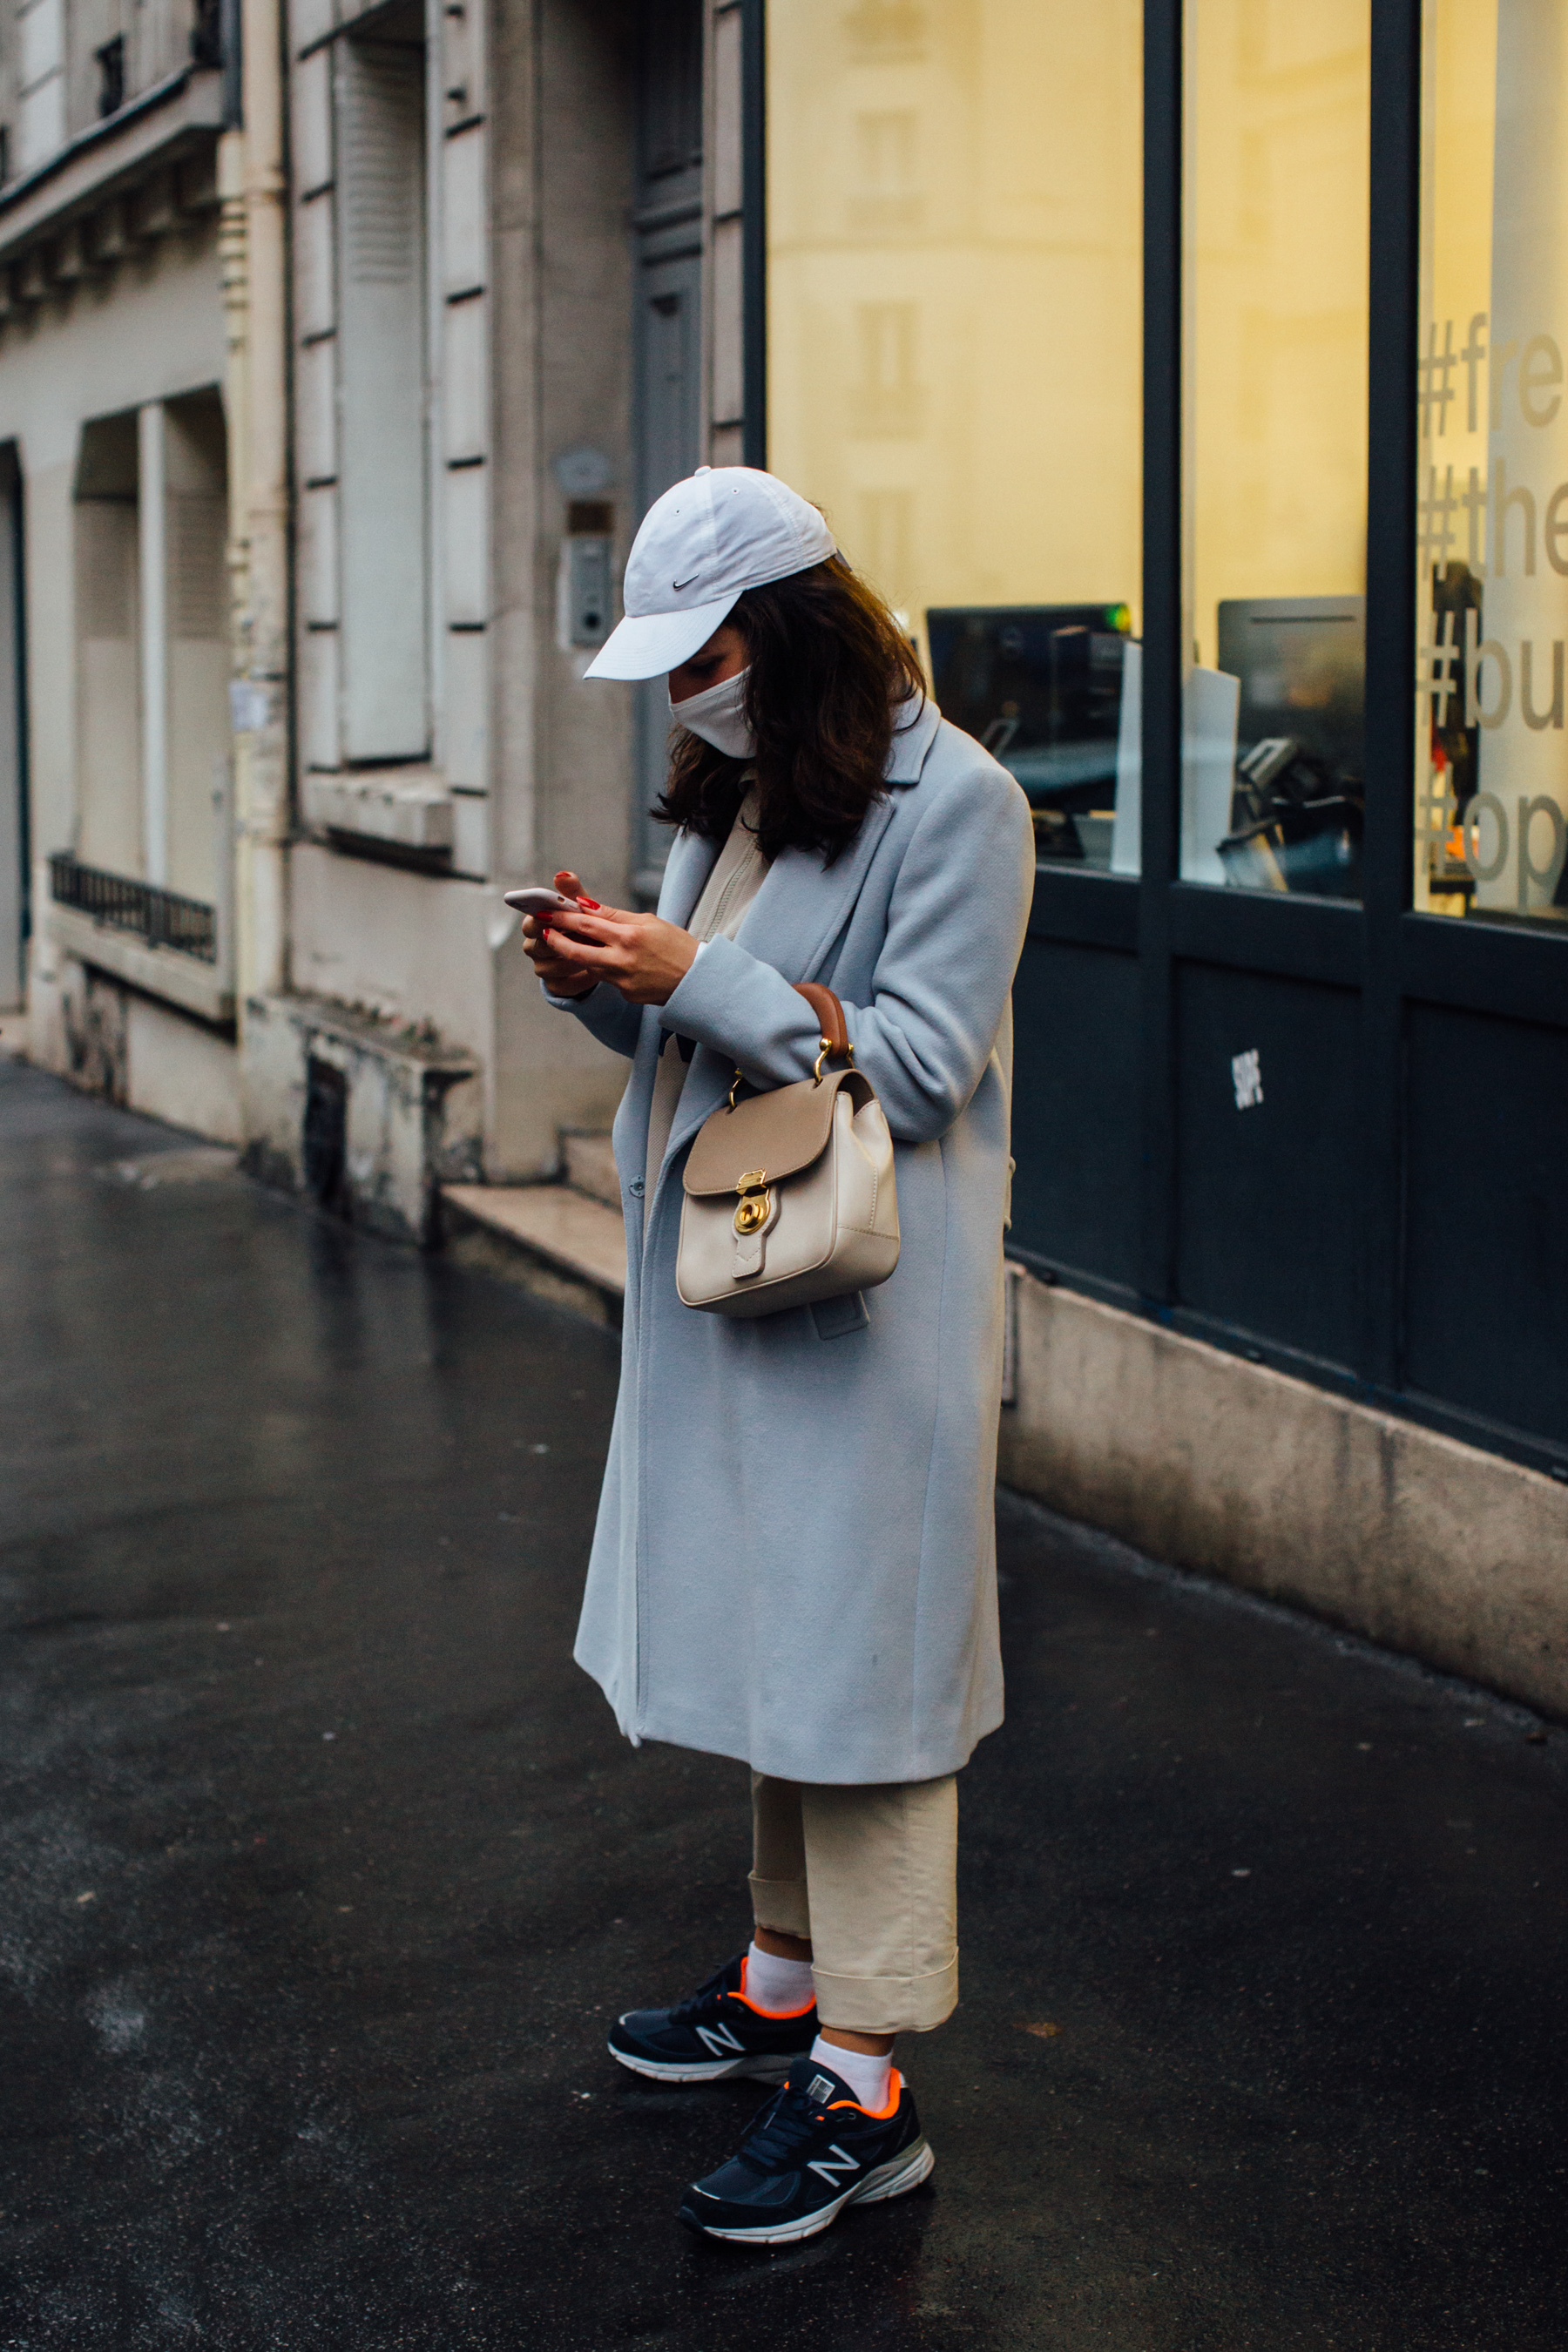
left=628, top=1177, right=645, bottom=1198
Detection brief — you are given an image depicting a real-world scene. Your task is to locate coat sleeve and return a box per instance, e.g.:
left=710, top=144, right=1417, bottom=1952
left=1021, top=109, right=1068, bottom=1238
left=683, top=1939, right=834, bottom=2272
left=542, top=978, right=644, bottom=1061
left=656, top=761, right=1035, bottom=1144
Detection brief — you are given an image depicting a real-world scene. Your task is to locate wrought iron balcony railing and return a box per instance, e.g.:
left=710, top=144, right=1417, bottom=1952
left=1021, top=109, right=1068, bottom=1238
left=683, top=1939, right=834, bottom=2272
left=49, top=854, right=218, bottom=964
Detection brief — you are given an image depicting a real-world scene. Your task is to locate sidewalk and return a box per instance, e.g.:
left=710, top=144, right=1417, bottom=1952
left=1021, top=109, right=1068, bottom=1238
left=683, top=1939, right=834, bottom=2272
left=1, top=1055, right=1564, bottom=2351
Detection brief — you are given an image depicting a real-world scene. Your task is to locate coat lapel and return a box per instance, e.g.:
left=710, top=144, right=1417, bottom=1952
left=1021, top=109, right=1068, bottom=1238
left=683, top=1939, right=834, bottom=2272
left=655, top=825, right=722, bottom=929
left=653, top=697, right=943, bottom=1179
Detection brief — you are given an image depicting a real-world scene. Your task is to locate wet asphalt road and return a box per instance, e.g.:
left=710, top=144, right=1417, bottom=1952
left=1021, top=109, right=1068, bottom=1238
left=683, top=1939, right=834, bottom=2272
left=1, top=1052, right=1565, bottom=2352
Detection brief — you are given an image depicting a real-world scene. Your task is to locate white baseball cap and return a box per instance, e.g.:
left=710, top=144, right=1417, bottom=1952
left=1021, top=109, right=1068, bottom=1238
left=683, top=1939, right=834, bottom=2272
left=585, top=466, right=837, bottom=681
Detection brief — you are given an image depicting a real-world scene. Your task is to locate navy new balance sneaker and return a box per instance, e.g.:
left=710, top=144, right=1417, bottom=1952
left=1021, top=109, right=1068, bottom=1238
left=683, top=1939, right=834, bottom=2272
left=608, top=1952, right=817, bottom=2084
left=678, top=2057, right=934, bottom=2245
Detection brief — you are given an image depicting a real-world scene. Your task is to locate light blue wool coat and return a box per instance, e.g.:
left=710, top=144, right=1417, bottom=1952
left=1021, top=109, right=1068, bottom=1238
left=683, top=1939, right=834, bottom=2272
left=551, top=698, right=1035, bottom=1784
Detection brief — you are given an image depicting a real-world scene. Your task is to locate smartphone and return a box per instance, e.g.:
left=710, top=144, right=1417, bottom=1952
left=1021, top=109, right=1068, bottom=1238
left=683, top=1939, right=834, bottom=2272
left=504, top=887, right=579, bottom=917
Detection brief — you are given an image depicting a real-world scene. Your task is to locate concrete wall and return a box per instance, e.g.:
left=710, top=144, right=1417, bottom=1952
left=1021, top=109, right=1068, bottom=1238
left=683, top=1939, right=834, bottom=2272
left=125, top=992, right=240, bottom=1142
left=288, top=845, right=498, bottom=1058
left=31, top=951, right=240, bottom=1139
left=1000, top=1267, right=1568, bottom=1720
left=242, top=989, right=483, bottom=1244
left=285, top=841, right=627, bottom=1177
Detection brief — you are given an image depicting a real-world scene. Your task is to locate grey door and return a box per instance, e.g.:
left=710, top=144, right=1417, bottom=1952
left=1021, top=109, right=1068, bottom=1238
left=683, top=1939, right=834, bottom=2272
left=632, top=250, right=702, bottom=893
left=0, top=450, right=26, bottom=1011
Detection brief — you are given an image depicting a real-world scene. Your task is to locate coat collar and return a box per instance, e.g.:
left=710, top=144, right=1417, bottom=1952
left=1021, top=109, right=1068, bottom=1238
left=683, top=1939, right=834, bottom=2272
left=885, top=690, right=942, bottom=782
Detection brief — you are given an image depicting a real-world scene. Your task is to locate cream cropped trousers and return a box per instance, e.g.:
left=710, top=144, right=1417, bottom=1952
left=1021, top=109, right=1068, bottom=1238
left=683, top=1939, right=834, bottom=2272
left=748, top=1771, right=959, bottom=2035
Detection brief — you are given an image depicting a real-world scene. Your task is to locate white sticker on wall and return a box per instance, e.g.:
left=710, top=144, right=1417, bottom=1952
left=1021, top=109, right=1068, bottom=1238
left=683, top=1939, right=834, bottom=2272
left=1231, top=1048, right=1264, bottom=1110
left=230, top=681, right=271, bottom=734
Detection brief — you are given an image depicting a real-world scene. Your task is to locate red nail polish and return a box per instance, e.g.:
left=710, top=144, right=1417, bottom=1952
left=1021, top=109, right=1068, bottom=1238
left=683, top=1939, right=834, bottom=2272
left=579, top=896, right=601, bottom=910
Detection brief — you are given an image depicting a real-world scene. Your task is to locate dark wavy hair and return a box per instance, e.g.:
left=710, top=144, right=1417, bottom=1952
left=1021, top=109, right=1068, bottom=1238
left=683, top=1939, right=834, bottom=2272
left=652, top=555, right=927, bottom=864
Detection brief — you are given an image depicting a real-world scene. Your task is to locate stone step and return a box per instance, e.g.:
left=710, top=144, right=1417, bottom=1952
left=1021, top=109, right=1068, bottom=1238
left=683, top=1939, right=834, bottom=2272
left=441, top=1182, right=625, bottom=1327
left=561, top=1131, right=620, bottom=1209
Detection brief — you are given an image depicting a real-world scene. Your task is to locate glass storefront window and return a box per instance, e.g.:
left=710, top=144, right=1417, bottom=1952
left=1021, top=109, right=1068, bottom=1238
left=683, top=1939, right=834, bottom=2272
left=1181, top=3, right=1370, bottom=900
left=1416, top=1, right=1568, bottom=927
left=766, top=0, right=1143, bottom=875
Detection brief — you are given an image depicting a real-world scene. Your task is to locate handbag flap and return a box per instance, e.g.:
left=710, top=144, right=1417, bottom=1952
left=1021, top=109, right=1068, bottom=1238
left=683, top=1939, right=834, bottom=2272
left=683, top=1068, right=870, bottom=1195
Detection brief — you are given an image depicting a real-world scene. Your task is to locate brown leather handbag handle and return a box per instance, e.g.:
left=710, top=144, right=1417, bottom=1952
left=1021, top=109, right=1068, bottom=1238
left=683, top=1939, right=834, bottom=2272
left=794, top=982, right=853, bottom=1080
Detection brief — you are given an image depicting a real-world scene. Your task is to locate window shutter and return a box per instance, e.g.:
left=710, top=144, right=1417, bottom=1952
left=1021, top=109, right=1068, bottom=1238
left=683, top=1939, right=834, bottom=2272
left=171, top=495, right=227, bottom=640
left=335, top=38, right=429, bottom=762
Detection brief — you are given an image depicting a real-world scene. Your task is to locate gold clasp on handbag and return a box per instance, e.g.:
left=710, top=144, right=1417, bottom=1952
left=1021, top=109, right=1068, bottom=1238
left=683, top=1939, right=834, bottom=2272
left=733, top=1168, right=771, bottom=1234
left=813, top=1036, right=855, bottom=1084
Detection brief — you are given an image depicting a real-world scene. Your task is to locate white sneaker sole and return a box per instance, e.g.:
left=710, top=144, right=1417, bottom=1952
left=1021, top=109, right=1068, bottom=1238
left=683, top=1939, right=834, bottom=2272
left=686, top=2138, right=935, bottom=2245
left=608, top=2039, right=804, bottom=2085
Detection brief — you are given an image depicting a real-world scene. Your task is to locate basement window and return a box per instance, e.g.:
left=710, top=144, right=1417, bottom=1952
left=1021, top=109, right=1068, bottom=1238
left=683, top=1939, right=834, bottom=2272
left=95, top=34, right=125, bottom=118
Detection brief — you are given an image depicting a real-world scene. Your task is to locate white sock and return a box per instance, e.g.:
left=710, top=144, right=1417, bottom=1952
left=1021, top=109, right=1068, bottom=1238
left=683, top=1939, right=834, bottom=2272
left=743, top=1940, right=814, bottom=2014
left=811, top=2032, right=892, bottom=2112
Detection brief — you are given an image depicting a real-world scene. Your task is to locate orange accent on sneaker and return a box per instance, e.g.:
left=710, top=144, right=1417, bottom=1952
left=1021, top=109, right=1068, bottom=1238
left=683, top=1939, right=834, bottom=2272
left=828, top=2067, right=902, bottom=2120
left=733, top=1957, right=817, bottom=2019
left=732, top=1989, right=817, bottom=2018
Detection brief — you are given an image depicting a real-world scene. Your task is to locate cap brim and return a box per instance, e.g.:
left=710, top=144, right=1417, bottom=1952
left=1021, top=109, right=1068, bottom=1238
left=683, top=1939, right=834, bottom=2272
left=584, top=593, right=740, bottom=681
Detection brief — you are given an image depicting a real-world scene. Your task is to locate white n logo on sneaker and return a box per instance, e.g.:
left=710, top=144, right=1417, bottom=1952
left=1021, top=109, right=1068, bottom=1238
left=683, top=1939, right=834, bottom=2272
left=694, top=2020, right=745, bottom=2058
left=806, top=2145, right=860, bottom=2186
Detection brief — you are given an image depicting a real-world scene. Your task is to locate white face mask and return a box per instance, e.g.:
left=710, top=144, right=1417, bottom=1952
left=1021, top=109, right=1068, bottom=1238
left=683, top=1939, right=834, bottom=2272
left=668, top=666, right=755, bottom=760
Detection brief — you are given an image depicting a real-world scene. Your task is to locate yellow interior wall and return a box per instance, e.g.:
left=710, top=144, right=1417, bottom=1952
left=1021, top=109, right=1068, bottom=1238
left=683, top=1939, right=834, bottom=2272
left=1185, top=0, right=1370, bottom=666
left=1422, top=0, right=1496, bottom=492
left=765, top=0, right=1144, bottom=669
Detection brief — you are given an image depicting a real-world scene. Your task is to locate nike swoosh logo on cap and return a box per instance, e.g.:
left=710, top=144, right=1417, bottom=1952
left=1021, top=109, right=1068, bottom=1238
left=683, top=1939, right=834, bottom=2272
left=672, top=575, right=700, bottom=591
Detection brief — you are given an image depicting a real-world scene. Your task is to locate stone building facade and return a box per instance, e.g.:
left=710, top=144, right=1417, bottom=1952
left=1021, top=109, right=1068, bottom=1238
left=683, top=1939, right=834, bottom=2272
left=6, top=0, right=730, bottom=1232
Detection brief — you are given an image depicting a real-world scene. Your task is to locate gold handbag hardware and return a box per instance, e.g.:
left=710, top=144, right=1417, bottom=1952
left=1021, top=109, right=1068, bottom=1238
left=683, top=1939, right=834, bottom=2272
left=677, top=983, right=900, bottom=1320
left=733, top=1169, right=772, bottom=1234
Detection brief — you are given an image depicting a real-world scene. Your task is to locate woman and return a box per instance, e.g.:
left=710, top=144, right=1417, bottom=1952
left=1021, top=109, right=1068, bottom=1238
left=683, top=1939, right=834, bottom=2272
left=524, top=466, right=1033, bottom=2246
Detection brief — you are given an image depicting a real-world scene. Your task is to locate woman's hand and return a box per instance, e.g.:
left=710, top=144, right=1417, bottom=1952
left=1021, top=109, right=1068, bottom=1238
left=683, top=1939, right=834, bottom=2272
left=523, top=916, right=598, bottom=997
left=522, top=868, right=597, bottom=998
left=543, top=902, right=700, bottom=1007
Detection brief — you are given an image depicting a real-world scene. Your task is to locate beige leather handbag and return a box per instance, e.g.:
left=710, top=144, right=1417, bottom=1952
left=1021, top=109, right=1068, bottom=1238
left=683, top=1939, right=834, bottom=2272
left=676, top=983, right=900, bottom=1319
